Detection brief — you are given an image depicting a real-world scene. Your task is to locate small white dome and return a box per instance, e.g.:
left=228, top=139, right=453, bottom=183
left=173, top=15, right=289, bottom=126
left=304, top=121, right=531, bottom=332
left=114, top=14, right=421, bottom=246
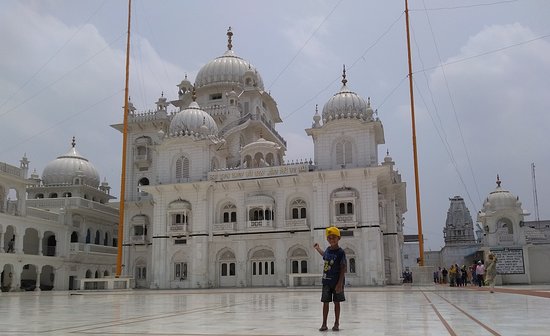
left=170, top=101, right=218, bottom=136
left=322, top=69, right=369, bottom=123
left=484, top=178, right=521, bottom=210
left=42, top=143, right=100, bottom=187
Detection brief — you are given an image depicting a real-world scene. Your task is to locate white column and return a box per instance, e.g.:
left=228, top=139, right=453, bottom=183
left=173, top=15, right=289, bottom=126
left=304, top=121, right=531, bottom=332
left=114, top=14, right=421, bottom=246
left=38, top=232, right=44, bottom=256
left=34, top=270, right=42, bottom=291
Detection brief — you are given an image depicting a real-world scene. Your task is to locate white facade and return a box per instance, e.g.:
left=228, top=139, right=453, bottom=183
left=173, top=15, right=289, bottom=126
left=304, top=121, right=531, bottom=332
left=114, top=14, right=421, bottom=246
left=0, top=142, right=118, bottom=291
left=114, top=29, right=407, bottom=289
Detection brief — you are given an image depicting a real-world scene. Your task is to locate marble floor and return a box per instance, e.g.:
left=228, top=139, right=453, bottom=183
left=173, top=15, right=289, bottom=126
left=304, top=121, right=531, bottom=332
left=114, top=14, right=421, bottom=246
left=1, top=285, right=550, bottom=335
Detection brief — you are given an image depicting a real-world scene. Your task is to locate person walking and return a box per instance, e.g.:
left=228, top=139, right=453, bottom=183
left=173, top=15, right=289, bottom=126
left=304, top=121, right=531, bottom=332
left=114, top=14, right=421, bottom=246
left=485, top=253, right=498, bottom=293
left=475, top=261, right=485, bottom=287
left=314, top=226, right=347, bottom=332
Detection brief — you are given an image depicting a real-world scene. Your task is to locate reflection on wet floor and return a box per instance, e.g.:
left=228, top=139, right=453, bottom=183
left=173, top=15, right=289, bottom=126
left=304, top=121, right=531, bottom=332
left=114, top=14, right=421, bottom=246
left=1, top=285, right=550, bottom=335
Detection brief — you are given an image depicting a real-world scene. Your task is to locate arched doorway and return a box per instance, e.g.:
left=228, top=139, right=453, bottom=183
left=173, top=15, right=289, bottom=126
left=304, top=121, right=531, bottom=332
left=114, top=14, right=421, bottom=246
left=20, top=264, right=37, bottom=291
left=1, top=264, right=14, bottom=292
left=23, top=228, right=39, bottom=255
left=218, top=249, right=237, bottom=287
left=250, top=248, right=276, bottom=287
left=43, top=232, right=56, bottom=256
left=40, top=265, right=55, bottom=290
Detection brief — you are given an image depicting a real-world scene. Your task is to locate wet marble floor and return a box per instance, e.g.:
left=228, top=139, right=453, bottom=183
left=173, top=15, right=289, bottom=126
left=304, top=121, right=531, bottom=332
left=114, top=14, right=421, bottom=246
left=0, top=285, right=549, bottom=335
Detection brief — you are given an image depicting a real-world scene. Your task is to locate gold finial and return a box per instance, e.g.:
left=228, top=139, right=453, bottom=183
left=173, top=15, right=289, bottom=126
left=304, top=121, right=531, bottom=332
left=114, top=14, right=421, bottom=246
left=496, top=174, right=501, bottom=187
left=161, top=91, right=164, bottom=97
left=342, top=64, right=347, bottom=86
left=315, top=104, right=318, bottom=114
left=71, top=136, right=76, bottom=148
left=192, top=85, right=197, bottom=101
left=227, top=26, right=233, bottom=50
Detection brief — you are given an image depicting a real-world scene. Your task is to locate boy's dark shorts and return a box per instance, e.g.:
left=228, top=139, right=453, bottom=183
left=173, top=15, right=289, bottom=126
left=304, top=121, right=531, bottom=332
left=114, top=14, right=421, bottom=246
left=321, top=284, right=346, bottom=303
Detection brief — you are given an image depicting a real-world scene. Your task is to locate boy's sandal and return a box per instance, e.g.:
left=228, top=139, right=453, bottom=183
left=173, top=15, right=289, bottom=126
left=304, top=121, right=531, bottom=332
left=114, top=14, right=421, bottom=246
left=319, top=326, right=328, bottom=331
left=332, top=325, right=340, bottom=331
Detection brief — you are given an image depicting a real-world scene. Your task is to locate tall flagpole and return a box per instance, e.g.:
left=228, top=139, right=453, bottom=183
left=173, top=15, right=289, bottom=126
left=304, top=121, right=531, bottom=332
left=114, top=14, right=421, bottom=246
left=405, top=0, right=425, bottom=265
left=116, top=0, right=131, bottom=277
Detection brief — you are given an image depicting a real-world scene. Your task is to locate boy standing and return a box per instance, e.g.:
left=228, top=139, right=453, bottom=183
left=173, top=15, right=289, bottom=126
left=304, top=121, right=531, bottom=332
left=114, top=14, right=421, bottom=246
left=313, top=226, right=347, bottom=332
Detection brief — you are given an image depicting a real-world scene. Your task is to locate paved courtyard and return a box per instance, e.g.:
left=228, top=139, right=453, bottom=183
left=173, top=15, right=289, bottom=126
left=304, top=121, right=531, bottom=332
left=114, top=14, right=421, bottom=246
left=1, top=285, right=550, bottom=335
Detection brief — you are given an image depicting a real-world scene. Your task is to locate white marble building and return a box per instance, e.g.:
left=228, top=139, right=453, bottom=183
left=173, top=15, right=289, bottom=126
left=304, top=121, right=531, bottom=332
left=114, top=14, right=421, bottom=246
left=0, top=140, right=118, bottom=291
left=114, top=29, right=407, bottom=289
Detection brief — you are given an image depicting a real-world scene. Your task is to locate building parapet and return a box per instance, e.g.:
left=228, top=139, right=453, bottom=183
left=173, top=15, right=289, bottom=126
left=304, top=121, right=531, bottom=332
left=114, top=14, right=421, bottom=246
left=27, top=197, right=118, bottom=216
left=209, top=163, right=310, bottom=182
left=0, top=161, right=22, bottom=178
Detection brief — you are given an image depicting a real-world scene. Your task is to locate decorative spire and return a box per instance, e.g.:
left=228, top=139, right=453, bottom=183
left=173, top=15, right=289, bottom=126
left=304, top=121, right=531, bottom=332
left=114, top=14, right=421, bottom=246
left=341, top=64, right=347, bottom=86
left=496, top=174, right=501, bottom=187
left=71, top=136, right=76, bottom=148
left=161, top=91, right=164, bottom=97
left=315, top=104, right=318, bottom=114
left=227, top=26, right=233, bottom=51
left=192, top=85, right=197, bottom=101
left=386, top=149, right=390, bottom=156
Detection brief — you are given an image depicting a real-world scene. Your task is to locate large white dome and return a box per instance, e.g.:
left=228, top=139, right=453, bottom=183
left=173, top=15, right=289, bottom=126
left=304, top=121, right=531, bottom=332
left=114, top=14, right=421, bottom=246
left=42, top=143, right=100, bottom=187
left=170, top=101, right=219, bottom=136
left=195, top=50, right=264, bottom=90
left=195, top=29, right=264, bottom=90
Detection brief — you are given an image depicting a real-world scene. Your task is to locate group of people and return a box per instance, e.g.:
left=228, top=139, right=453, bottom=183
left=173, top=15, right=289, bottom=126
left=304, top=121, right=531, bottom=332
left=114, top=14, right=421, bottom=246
left=434, top=253, right=498, bottom=293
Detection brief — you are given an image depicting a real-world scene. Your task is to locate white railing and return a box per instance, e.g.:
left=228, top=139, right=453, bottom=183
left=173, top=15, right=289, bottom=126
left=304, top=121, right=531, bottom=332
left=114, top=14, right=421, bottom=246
left=213, top=222, right=236, bottom=231
left=26, top=198, right=118, bottom=216
left=26, top=207, right=59, bottom=221
left=285, top=219, right=308, bottom=228
left=0, top=162, right=22, bottom=177
left=131, top=235, right=148, bottom=244
left=69, top=243, right=117, bottom=255
left=248, top=220, right=273, bottom=229
left=168, top=224, right=186, bottom=233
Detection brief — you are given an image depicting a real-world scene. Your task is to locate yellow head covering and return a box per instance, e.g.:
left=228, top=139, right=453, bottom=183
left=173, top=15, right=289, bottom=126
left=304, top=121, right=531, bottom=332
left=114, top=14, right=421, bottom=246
left=325, top=226, right=340, bottom=237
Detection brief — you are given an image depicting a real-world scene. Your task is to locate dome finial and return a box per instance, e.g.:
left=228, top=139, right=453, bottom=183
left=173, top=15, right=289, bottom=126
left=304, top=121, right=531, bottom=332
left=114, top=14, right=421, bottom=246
left=71, top=136, right=76, bottom=148
left=496, top=174, right=501, bottom=187
left=342, top=64, right=347, bottom=86
left=192, top=85, right=197, bottom=102
left=227, top=26, right=233, bottom=51
left=161, top=91, right=164, bottom=98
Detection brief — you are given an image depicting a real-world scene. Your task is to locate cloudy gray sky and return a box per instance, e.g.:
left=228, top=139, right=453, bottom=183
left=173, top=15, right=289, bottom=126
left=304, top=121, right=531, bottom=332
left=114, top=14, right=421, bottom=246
left=1, top=0, right=549, bottom=250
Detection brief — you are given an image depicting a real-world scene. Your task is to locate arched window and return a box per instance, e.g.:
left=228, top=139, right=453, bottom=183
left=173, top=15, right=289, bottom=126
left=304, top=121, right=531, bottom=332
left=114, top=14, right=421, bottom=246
left=336, top=202, right=354, bottom=215
left=345, top=248, right=356, bottom=274
left=175, top=156, right=190, bottom=181
left=70, top=231, right=79, bottom=243
left=138, top=177, right=149, bottom=195
left=335, top=139, right=353, bottom=165
left=222, top=203, right=237, bottom=223
left=49, top=193, right=58, bottom=198
left=63, top=192, right=72, bottom=197
left=94, top=230, right=101, bottom=245
left=85, top=229, right=91, bottom=244
left=291, top=199, right=307, bottom=219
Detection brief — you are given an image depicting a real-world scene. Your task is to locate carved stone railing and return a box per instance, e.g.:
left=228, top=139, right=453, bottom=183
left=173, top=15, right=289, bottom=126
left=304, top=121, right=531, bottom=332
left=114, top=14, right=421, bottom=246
left=0, top=162, right=22, bottom=178
left=248, top=220, right=273, bottom=229
left=285, top=219, right=308, bottom=228
left=26, top=207, right=60, bottom=222
left=26, top=198, right=118, bottom=216
left=209, top=163, right=309, bottom=182
left=213, top=222, right=237, bottom=231
left=69, top=243, right=117, bottom=255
